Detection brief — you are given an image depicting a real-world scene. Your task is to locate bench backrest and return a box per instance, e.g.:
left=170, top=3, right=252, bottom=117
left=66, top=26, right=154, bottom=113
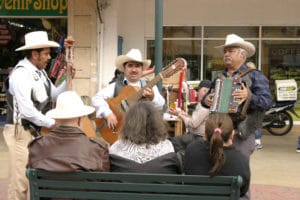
left=26, top=168, right=242, bottom=200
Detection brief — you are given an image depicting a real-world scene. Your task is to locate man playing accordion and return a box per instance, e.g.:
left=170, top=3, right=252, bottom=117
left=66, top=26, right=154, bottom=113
left=202, top=33, right=273, bottom=199
left=202, top=34, right=273, bottom=159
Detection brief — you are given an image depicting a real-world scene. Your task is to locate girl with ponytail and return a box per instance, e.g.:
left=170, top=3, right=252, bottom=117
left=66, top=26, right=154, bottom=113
left=184, top=113, right=250, bottom=197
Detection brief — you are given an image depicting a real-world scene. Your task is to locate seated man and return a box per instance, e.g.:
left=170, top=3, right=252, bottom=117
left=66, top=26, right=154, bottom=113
left=27, top=91, right=110, bottom=172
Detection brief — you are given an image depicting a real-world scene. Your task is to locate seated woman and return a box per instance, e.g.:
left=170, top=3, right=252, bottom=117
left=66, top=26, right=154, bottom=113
left=109, top=101, right=182, bottom=174
left=184, top=113, right=250, bottom=197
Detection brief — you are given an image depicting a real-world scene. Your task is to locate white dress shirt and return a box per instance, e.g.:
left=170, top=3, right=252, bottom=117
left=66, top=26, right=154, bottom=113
left=9, top=58, right=67, bottom=128
left=92, top=78, right=165, bottom=118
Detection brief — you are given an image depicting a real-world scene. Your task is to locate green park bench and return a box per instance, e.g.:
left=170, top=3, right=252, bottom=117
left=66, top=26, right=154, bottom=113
left=26, top=168, right=242, bottom=200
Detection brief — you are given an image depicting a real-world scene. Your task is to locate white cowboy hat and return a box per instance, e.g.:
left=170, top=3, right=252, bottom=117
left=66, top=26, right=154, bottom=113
left=115, top=48, right=151, bottom=72
left=15, top=31, right=59, bottom=51
left=215, top=34, right=256, bottom=57
left=46, top=91, right=95, bottom=119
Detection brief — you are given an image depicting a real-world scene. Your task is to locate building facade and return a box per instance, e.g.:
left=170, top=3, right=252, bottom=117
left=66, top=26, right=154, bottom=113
left=1, top=0, right=300, bottom=106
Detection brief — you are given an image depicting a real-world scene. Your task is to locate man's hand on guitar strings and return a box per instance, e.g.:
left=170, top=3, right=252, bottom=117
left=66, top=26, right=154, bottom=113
left=106, top=113, right=118, bottom=130
left=142, top=87, right=154, bottom=100
left=233, top=82, right=248, bottom=105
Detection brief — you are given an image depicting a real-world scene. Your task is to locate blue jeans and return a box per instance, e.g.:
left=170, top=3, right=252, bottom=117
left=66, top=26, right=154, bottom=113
left=255, top=128, right=262, bottom=139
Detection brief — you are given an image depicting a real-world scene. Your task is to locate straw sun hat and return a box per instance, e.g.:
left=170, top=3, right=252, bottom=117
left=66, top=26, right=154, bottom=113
left=215, top=34, right=256, bottom=57
left=115, top=48, right=151, bottom=72
left=46, top=91, right=95, bottom=119
left=15, top=31, right=59, bottom=51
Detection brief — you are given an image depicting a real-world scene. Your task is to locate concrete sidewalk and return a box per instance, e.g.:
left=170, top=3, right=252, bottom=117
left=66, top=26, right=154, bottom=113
left=0, top=126, right=300, bottom=200
left=249, top=126, right=300, bottom=199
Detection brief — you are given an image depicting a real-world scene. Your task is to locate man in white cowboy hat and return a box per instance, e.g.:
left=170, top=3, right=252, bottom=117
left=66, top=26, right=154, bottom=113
left=203, top=33, right=274, bottom=155
left=92, top=48, right=165, bottom=136
left=27, top=91, right=110, bottom=172
left=3, top=31, right=75, bottom=200
left=202, top=34, right=273, bottom=199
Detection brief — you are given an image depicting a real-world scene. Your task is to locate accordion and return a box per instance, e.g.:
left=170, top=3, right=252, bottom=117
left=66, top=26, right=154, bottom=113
left=210, top=77, right=242, bottom=114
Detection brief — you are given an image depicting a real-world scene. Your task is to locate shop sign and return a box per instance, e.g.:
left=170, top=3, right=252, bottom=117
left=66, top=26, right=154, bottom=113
left=0, top=0, right=67, bottom=16
left=0, top=23, right=12, bottom=46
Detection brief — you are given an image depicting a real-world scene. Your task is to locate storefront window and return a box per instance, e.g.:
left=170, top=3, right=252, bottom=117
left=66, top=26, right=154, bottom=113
left=0, top=18, right=67, bottom=69
left=147, top=26, right=300, bottom=107
left=147, top=39, right=201, bottom=80
left=204, top=26, right=259, bottom=38
left=163, top=26, right=202, bottom=38
left=262, top=27, right=300, bottom=38
left=262, top=40, right=300, bottom=102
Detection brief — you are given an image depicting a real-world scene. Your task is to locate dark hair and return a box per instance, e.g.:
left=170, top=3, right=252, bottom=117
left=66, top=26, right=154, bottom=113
left=205, top=113, right=234, bottom=176
left=114, top=69, right=122, bottom=77
left=24, top=48, right=44, bottom=59
left=120, top=101, right=167, bottom=146
left=196, top=80, right=211, bottom=91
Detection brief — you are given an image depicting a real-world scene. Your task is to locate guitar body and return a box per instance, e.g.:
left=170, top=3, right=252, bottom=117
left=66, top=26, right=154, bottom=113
left=95, top=86, right=140, bottom=144
left=79, top=116, right=97, bottom=137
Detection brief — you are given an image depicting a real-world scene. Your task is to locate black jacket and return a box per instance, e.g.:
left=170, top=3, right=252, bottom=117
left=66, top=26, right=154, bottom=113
left=110, top=152, right=182, bottom=174
left=184, top=140, right=250, bottom=197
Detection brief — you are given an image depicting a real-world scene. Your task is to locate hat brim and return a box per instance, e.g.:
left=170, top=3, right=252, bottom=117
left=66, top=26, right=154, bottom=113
left=215, top=41, right=255, bottom=57
left=15, top=41, right=60, bottom=51
left=115, top=55, right=151, bottom=72
left=46, top=106, right=95, bottom=119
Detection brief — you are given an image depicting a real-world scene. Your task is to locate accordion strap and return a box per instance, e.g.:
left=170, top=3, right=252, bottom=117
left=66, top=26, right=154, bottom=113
left=240, top=86, right=252, bottom=119
left=237, top=66, right=255, bottom=119
left=235, top=67, right=256, bottom=79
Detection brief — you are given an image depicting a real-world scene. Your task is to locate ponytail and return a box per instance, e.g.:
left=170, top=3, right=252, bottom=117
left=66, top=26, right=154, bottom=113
left=205, top=113, right=233, bottom=177
left=209, top=128, right=225, bottom=176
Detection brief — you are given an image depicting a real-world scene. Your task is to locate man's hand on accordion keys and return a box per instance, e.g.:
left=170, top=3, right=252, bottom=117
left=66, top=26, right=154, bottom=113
left=232, top=82, right=248, bottom=105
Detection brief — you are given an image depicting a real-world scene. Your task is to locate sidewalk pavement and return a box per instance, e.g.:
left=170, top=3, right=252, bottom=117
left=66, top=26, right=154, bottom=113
left=0, top=126, right=300, bottom=200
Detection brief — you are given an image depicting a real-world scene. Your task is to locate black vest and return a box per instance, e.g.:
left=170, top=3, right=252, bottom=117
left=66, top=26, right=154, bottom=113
left=113, top=75, right=147, bottom=97
left=5, top=66, right=51, bottom=125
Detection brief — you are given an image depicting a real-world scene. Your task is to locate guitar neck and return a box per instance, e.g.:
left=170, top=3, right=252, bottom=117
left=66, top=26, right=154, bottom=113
left=132, top=73, right=163, bottom=102
left=65, top=45, right=73, bottom=91
left=64, top=36, right=75, bottom=91
left=129, top=58, right=187, bottom=102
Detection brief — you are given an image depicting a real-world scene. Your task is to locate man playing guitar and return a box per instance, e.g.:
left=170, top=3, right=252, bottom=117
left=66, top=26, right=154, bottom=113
left=92, top=48, right=165, bottom=143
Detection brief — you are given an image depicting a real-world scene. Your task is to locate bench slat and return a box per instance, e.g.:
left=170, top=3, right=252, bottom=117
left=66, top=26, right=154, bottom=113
left=35, top=180, right=234, bottom=195
left=32, top=170, right=239, bottom=184
left=27, top=168, right=242, bottom=200
left=38, top=190, right=232, bottom=200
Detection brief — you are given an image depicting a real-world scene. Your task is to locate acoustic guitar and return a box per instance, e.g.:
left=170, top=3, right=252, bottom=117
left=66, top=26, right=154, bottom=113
left=95, top=58, right=187, bottom=144
left=41, top=36, right=96, bottom=138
